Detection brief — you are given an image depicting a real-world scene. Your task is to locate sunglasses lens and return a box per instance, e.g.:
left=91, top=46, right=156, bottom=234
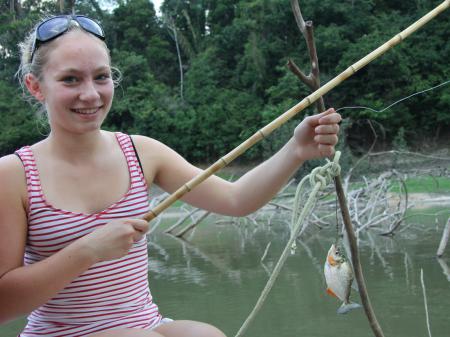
left=76, top=16, right=105, bottom=39
left=37, top=17, right=69, bottom=41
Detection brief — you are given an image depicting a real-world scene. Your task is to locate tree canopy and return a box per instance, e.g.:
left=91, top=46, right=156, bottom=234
left=1, top=0, right=449, bottom=161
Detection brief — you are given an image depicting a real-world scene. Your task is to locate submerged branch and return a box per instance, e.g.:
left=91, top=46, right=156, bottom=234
left=420, top=269, right=433, bottom=337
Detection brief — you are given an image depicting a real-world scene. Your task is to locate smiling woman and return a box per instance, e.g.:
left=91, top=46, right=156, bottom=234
left=0, top=13, right=341, bottom=337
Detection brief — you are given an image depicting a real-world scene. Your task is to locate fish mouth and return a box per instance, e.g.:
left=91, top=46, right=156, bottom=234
left=327, top=254, right=339, bottom=266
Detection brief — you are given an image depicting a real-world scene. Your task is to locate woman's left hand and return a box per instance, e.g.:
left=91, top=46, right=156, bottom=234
left=294, top=108, right=342, bottom=161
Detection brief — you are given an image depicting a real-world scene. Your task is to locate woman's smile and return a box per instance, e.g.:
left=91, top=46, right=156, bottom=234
left=71, top=107, right=102, bottom=115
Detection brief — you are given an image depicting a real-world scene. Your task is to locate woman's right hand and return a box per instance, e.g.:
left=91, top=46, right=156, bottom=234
left=77, top=219, right=150, bottom=262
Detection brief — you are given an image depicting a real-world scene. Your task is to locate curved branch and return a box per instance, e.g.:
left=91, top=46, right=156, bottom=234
left=289, top=0, right=324, bottom=112
left=287, top=58, right=313, bottom=86
left=290, top=0, right=307, bottom=34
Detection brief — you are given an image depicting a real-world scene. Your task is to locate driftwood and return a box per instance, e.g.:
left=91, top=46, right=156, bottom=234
left=175, top=210, right=211, bottom=238
left=437, top=258, right=450, bottom=281
left=437, top=217, right=450, bottom=257
left=420, top=269, right=433, bottom=337
left=164, top=207, right=202, bottom=234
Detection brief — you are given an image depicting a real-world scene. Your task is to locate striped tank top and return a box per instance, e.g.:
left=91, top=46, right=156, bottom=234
left=16, top=132, right=162, bottom=337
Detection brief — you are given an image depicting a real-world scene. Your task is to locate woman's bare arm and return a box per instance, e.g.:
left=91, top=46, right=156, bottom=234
left=134, top=109, right=341, bottom=216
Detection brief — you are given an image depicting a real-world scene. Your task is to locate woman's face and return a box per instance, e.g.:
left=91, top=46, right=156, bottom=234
left=32, top=30, right=114, bottom=135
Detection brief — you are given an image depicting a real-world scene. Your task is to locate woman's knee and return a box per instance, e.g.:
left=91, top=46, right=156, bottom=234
left=154, top=320, right=227, bottom=337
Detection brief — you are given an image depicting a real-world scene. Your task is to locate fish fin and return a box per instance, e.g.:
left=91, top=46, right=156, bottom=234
left=337, top=302, right=362, bottom=315
left=326, top=288, right=338, bottom=298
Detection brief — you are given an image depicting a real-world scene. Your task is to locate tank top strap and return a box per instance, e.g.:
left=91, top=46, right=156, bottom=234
left=114, top=132, right=148, bottom=190
left=15, top=146, right=46, bottom=209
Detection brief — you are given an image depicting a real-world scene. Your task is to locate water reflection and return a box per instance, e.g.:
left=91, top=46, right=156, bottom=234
left=2, top=210, right=449, bottom=337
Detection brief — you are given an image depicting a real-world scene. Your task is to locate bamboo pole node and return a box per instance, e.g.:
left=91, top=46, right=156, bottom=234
left=184, top=184, right=192, bottom=192
left=148, top=209, right=158, bottom=219
left=220, top=157, right=229, bottom=166
left=258, top=130, right=267, bottom=139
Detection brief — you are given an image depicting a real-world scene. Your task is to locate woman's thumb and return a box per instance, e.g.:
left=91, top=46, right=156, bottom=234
left=130, top=219, right=150, bottom=234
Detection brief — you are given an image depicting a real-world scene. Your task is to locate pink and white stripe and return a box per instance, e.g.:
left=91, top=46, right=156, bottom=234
left=16, top=133, right=162, bottom=337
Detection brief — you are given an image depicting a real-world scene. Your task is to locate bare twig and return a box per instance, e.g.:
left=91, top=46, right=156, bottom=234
left=175, top=211, right=211, bottom=238
left=368, top=150, right=450, bottom=161
left=260, top=242, right=272, bottom=263
left=164, top=208, right=201, bottom=234
left=267, top=202, right=292, bottom=211
left=437, top=258, right=450, bottom=281
left=420, top=269, right=433, bottom=337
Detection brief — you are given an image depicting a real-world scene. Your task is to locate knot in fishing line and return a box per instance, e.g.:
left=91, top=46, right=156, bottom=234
left=289, top=151, right=341, bottom=254
left=308, top=152, right=341, bottom=189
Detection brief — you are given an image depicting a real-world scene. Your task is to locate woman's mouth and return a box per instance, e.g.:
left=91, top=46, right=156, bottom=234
left=72, top=107, right=100, bottom=115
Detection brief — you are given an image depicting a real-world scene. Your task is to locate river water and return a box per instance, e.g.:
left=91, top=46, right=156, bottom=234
left=2, top=208, right=449, bottom=337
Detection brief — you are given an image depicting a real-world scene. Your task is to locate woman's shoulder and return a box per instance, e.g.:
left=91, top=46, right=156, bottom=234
left=0, top=154, right=27, bottom=201
left=130, top=134, right=170, bottom=153
left=0, top=153, right=25, bottom=175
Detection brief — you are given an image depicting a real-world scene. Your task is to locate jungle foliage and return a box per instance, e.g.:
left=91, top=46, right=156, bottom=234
left=1, top=0, right=449, bottom=162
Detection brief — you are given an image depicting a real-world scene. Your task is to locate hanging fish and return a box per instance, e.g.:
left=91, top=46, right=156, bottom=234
left=324, top=244, right=362, bottom=314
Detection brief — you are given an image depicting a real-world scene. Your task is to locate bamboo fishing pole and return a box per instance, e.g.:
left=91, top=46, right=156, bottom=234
left=143, top=0, right=450, bottom=222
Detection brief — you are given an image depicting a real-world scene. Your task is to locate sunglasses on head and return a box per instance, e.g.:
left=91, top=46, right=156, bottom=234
left=31, top=15, right=105, bottom=63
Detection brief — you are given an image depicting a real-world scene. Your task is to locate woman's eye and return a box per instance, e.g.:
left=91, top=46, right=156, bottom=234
left=96, top=74, right=110, bottom=81
left=62, top=76, right=77, bottom=84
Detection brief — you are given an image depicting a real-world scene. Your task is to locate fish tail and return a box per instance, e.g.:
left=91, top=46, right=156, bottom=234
left=337, top=302, right=362, bottom=315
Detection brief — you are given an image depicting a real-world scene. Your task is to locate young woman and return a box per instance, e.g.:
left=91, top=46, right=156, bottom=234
left=0, top=15, right=341, bottom=337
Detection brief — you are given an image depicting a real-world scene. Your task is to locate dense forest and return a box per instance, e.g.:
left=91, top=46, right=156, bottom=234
left=1, top=0, right=449, bottom=163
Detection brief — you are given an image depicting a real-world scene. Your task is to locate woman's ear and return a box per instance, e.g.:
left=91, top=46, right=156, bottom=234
left=24, top=74, right=45, bottom=102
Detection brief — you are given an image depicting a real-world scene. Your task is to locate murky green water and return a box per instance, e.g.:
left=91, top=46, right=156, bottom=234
left=2, top=209, right=449, bottom=337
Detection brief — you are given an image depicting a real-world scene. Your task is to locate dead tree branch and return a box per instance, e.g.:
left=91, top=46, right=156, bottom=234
left=335, top=176, right=385, bottom=337
left=288, top=0, right=325, bottom=112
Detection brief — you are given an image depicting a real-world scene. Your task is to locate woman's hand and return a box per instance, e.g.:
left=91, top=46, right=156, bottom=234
left=77, top=218, right=149, bottom=263
left=294, top=108, right=342, bottom=161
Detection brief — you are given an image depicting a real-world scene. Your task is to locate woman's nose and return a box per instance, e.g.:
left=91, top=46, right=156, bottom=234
left=79, top=80, right=100, bottom=101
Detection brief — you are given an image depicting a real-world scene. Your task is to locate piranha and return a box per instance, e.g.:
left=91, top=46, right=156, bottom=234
left=324, top=244, right=362, bottom=314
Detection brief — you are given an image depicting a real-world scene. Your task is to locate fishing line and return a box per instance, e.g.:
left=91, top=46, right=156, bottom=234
left=331, top=79, right=449, bottom=244
left=335, top=194, right=340, bottom=244
left=335, top=79, right=450, bottom=114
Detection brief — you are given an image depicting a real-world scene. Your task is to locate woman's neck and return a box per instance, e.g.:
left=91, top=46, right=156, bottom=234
left=43, top=129, right=111, bottom=164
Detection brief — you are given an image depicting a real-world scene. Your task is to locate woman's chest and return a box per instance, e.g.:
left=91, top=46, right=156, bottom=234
left=38, top=160, right=131, bottom=215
